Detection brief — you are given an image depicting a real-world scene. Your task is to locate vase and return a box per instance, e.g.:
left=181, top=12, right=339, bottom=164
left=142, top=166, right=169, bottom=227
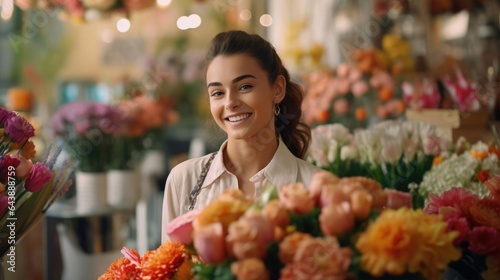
left=107, top=168, right=140, bottom=209
left=75, top=171, right=108, bottom=214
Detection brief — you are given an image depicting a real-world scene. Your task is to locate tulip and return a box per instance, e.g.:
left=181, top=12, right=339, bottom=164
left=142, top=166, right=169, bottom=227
left=350, top=190, right=373, bottom=220
left=319, top=185, right=349, bottom=208
left=384, top=189, right=413, bottom=209
left=227, top=213, right=275, bottom=260
left=10, top=154, right=33, bottom=180
left=166, top=209, right=200, bottom=244
left=261, top=200, right=289, bottom=228
left=25, top=162, right=52, bottom=192
left=308, top=170, right=339, bottom=202
left=279, top=183, right=315, bottom=215
left=193, top=223, right=227, bottom=264
left=319, top=202, right=355, bottom=236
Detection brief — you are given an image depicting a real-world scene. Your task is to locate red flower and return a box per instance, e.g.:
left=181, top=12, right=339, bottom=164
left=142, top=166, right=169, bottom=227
left=485, top=176, right=500, bottom=201
left=25, top=162, right=53, bottom=192
left=0, top=155, right=20, bottom=184
left=4, top=114, right=35, bottom=143
left=424, top=187, right=478, bottom=217
left=477, top=170, right=490, bottom=183
left=445, top=217, right=470, bottom=245
left=98, top=248, right=141, bottom=280
left=468, top=226, right=500, bottom=255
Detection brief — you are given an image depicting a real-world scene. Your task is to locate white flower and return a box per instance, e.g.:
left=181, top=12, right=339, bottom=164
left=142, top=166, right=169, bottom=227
left=340, top=145, right=358, bottom=160
left=380, top=136, right=402, bottom=164
left=327, top=139, right=338, bottom=163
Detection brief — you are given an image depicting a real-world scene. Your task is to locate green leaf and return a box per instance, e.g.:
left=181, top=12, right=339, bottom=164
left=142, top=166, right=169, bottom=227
left=289, top=207, right=323, bottom=237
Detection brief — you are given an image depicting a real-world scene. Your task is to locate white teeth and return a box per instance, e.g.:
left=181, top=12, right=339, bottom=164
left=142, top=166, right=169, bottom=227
left=228, top=114, right=250, bottom=122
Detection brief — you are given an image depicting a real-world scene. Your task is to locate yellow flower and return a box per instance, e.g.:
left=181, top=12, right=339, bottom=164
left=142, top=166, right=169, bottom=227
left=356, top=208, right=461, bottom=279
left=408, top=211, right=461, bottom=280
left=194, top=189, right=253, bottom=233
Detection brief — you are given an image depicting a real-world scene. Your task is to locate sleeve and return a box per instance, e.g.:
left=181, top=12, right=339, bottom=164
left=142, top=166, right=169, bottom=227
left=161, top=167, right=181, bottom=243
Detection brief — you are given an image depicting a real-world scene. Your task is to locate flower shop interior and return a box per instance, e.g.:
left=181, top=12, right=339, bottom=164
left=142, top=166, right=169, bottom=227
left=1, top=0, right=500, bottom=279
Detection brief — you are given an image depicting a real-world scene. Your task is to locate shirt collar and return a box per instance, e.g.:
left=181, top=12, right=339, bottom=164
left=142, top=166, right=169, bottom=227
left=201, top=138, right=298, bottom=189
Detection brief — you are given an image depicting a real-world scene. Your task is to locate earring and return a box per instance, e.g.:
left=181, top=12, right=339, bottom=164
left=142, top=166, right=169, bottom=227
left=274, top=104, right=281, bottom=116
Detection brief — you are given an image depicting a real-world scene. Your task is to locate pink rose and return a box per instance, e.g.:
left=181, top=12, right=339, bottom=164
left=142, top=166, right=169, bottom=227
left=384, top=189, right=413, bottom=209
left=308, top=171, right=339, bottom=203
left=262, top=200, right=290, bottom=228
left=281, top=237, right=352, bottom=280
left=166, top=209, right=200, bottom=244
left=319, top=202, right=355, bottom=237
left=336, top=63, right=350, bottom=78
left=336, top=79, right=351, bottom=95
left=333, top=99, right=349, bottom=115
left=279, top=183, right=315, bottom=215
left=193, top=223, right=227, bottom=264
left=351, top=80, right=369, bottom=98
left=231, top=258, right=269, bottom=280
left=319, top=185, right=349, bottom=208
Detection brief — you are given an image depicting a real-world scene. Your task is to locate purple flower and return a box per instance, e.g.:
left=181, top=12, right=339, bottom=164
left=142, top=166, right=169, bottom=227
left=0, top=195, right=8, bottom=217
left=0, top=107, right=16, bottom=127
left=4, top=115, right=35, bottom=143
left=24, top=162, right=53, bottom=192
left=0, top=155, right=21, bottom=184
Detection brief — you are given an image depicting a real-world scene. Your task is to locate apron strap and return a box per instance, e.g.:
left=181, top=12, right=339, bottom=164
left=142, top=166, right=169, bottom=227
left=187, top=152, right=217, bottom=211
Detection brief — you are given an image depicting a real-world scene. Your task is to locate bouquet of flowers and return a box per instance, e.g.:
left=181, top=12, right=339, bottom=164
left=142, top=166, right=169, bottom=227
left=410, top=139, right=500, bottom=207
left=306, top=124, right=363, bottom=178
left=1, top=107, right=73, bottom=256
left=301, top=50, right=406, bottom=130
left=307, top=120, right=449, bottom=195
left=422, top=176, right=500, bottom=279
left=103, top=172, right=461, bottom=279
left=50, top=101, right=122, bottom=172
left=354, top=120, right=449, bottom=193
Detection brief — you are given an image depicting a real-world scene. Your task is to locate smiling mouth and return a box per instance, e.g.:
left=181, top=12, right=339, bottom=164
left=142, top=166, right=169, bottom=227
left=226, top=113, right=251, bottom=122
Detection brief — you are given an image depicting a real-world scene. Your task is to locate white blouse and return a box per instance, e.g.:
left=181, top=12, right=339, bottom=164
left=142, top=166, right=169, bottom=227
left=161, top=139, right=321, bottom=242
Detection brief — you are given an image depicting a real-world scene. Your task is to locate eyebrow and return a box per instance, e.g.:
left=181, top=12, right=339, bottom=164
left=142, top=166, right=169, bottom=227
left=207, top=74, right=257, bottom=88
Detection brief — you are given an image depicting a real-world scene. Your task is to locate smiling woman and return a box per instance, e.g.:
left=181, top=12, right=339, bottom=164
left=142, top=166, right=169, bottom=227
left=161, top=30, right=321, bottom=242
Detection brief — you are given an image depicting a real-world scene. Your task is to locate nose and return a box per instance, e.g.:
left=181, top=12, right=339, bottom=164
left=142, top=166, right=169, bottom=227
left=224, top=91, right=240, bottom=110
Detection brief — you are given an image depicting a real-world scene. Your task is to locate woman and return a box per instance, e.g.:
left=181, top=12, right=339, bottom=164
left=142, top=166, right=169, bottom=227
left=162, top=30, right=320, bottom=241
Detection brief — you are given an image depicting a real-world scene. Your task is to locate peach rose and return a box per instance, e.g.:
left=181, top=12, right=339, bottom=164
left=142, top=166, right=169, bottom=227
left=319, top=185, right=350, bottom=208
left=350, top=190, right=373, bottom=220
left=279, top=232, right=314, bottom=264
left=319, top=202, right=355, bottom=236
left=165, top=209, right=200, bottom=245
left=231, top=258, right=269, bottom=280
left=333, top=99, right=349, bottom=115
left=193, top=223, right=227, bottom=264
left=10, top=154, right=33, bottom=180
left=292, top=237, right=352, bottom=279
left=262, top=200, right=290, bottom=229
left=384, top=189, right=413, bottom=209
left=279, top=183, right=315, bottom=215
left=308, top=171, right=339, bottom=203
left=226, top=213, right=275, bottom=260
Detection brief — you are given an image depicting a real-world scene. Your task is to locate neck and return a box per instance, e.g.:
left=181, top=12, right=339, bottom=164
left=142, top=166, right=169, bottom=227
left=224, top=135, right=279, bottom=179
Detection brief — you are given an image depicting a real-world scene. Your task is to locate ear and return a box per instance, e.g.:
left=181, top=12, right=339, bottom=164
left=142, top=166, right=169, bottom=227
left=273, top=75, right=286, bottom=104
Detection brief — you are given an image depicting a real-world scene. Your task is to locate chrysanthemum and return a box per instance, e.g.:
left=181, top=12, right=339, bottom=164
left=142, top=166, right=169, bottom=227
left=140, top=241, right=187, bottom=279
left=468, top=198, right=500, bottom=232
left=99, top=248, right=141, bottom=280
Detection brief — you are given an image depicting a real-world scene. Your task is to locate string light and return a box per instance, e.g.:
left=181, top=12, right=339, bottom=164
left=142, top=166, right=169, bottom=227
left=156, top=0, right=172, bottom=9
left=177, top=14, right=202, bottom=30
left=259, top=14, right=273, bottom=27
left=1, top=0, right=14, bottom=21
left=239, top=9, right=252, bottom=21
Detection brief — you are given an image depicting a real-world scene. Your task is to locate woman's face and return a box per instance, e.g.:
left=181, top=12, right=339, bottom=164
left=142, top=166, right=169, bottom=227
left=206, top=54, right=284, bottom=141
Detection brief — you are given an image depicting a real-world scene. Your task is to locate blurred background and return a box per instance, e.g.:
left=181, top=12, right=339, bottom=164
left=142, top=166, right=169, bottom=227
left=0, top=0, right=499, bottom=279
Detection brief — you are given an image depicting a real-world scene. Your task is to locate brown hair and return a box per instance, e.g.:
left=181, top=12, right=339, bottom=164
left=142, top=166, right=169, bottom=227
left=205, top=30, right=311, bottom=159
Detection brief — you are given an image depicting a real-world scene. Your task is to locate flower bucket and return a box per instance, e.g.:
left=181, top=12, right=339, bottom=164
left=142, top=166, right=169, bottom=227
left=75, top=171, right=108, bottom=214
left=107, top=169, right=140, bottom=209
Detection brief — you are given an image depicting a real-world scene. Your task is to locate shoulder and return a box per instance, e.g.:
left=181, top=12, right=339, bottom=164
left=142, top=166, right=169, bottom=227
left=295, top=157, right=322, bottom=186
left=168, top=153, right=217, bottom=180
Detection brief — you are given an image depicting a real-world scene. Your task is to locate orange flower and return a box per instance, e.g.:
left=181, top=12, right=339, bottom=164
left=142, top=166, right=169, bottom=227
left=278, top=183, right=315, bottom=215
left=485, top=176, right=500, bottom=200
left=378, top=87, right=394, bottom=101
left=20, top=140, right=36, bottom=160
left=141, top=241, right=187, bottom=279
left=354, top=107, right=367, bottom=121
left=432, top=155, right=443, bottom=166
left=468, top=198, right=500, bottom=231
left=356, top=208, right=460, bottom=278
left=317, top=110, right=330, bottom=122
left=279, top=232, right=314, bottom=264
left=99, top=248, right=141, bottom=280
left=470, top=149, right=488, bottom=161
left=488, top=146, right=500, bottom=161
left=194, top=189, right=252, bottom=233
left=231, top=258, right=270, bottom=280
left=477, top=170, right=490, bottom=183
